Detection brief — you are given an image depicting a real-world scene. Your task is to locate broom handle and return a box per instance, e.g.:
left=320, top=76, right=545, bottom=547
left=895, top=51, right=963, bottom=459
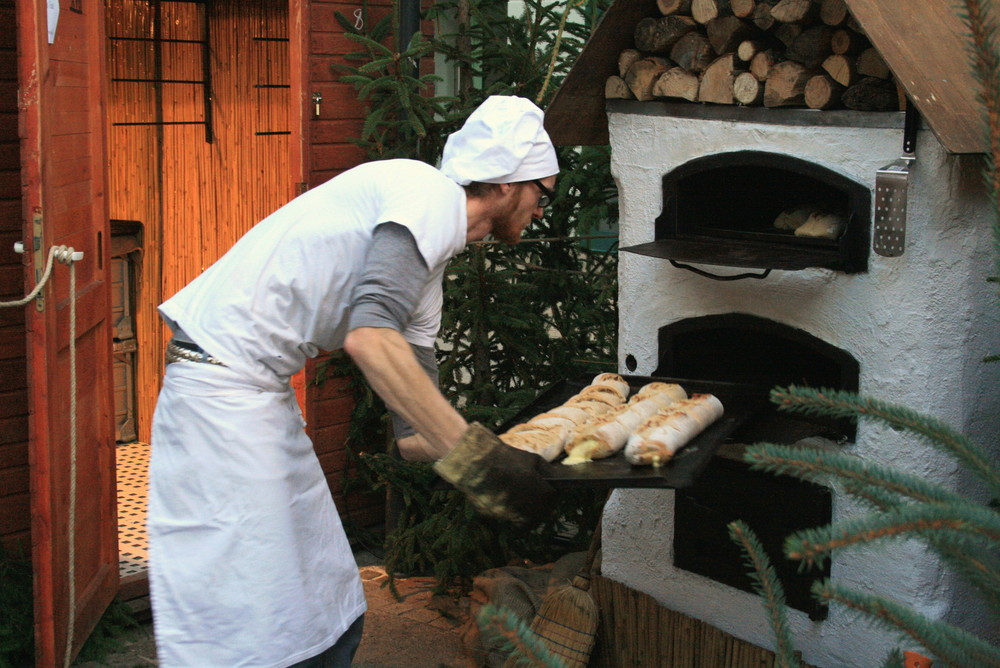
left=582, top=515, right=603, bottom=574
left=577, top=491, right=610, bottom=581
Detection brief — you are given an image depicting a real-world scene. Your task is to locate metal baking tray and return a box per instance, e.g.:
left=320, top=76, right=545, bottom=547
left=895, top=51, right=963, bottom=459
left=497, top=375, right=766, bottom=489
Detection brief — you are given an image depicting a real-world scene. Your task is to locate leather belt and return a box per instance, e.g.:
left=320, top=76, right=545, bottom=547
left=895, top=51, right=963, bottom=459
left=165, top=339, right=226, bottom=366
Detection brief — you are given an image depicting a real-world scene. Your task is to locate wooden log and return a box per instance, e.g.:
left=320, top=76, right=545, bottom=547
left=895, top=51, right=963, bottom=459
left=653, top=66, right=701, bottom=101
left=706, top=16, right=758, bottom=54
left=670, top=32, right=717, bottom=73
left=658, top=0, right=693, bottom=15
left=846, top=13, right=863, bottom=34
left=841, top=76, right=898, bottom=111
left=634, top=15, right=699, bottom=53
left=804, top=73, right=843, bottom=108
left=773, top=23, right=803, bottom=47
left=821, top=53, right=856, bottom=86
left=605, top=75, right=636, bottom=99
left=625, top=58, right=671, bottom=101
left=763, top=60, right=813, bottom=106
left=785, top=25, right=833, bottom=68
left=693, top=0, right=732, bottom=24
left=618, top=49, right=644, bottom=78
left=731, top=0, right=756, bottom=18
left=769, top=0, right=818, bottom=24
left=751, top=1, right=775, bottom=30
left=819, top=0, right=849, bottom=25
left=856, top=47, right=891, bottom=79
left=733, top=70, right=764, bottom=104
left=698, top=53, right=740, bottom=104
left=736, top=39, right=764, bottom=62
left=750, top=49, right=778, bottom=80
left=830, top=27, right=870, bottom=55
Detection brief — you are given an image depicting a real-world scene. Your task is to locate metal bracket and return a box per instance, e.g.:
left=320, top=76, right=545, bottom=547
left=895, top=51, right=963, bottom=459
left=32, top=210, right=44, bottom=311
left=669, top=259, right=772, bottom=281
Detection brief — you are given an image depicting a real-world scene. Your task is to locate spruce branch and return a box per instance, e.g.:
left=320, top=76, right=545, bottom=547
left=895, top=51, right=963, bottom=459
left=744, top=443, right=966, bottom=506
left=881, top=649, right=905, bottom=668
left=929, top=539, right=1000, bottom=612
left=770, top=386, right=1000, bottom=499
left=786, top=502, right=1000, bottom=569
left=476, top=604, right=567, bottom=668
left=813, top=579, right=1000, bottom=667
left=728, top=521, right=801, bottom=668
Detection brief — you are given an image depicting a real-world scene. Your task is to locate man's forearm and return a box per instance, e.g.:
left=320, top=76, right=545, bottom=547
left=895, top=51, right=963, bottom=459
left=343, top=326, right=467, bottom=455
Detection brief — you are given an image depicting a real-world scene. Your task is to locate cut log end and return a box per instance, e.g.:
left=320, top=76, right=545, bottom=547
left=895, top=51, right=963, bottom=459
left=605, top=75, right=636, bottom=100
left=733, top=71, right=764, bottom=105
left=653, top=67, right=701, bottom=101
left=804, top=73, right=843, bottom=109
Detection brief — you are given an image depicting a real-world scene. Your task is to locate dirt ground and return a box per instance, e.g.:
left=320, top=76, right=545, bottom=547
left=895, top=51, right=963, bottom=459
left=74, top=559, right=476, bottom=668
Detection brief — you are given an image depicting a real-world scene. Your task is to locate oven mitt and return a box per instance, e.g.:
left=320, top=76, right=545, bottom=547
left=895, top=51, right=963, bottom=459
left=433, top=422, right=557, bottom=527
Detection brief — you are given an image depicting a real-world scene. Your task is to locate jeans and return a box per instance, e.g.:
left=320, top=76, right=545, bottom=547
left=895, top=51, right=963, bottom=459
left=289, top=615, right=365, bottom=668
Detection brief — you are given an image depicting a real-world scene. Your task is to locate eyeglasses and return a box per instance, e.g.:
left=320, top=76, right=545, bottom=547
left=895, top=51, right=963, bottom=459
left=532, top=180, right=556, bottom=209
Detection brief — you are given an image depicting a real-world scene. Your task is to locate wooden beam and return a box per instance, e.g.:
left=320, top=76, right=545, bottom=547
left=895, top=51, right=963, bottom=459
left=842, top=0, right=986, bottom=153
left=546, top=0, right=661, bottom=145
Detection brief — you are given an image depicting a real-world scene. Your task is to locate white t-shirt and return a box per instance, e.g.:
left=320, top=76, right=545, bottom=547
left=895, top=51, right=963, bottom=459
left=159, top=159, right=468, bottom=390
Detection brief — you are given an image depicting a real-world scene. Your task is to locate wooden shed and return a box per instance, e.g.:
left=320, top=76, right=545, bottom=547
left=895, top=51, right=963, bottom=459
left=0, top=0, right=419, bottom=663
left=545, top=0, right=987, bottom=154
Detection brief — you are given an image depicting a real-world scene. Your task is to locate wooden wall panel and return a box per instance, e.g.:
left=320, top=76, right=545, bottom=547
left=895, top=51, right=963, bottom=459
left=105, top=0, right=294, bottom=443
left=304, top=0, right=392, bottom=188
left=0, top=0, right=26, bottom=551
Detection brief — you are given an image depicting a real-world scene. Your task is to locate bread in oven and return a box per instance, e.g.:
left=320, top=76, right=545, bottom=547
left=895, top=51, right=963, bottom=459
left=624, top=393, right=724, bottom=466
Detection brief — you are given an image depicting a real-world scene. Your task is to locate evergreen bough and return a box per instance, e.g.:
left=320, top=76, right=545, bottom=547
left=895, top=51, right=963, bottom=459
left=326, top=0, right=616, bottom=594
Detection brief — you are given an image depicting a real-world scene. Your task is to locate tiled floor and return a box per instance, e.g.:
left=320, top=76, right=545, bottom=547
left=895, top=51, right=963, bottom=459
left=116, top=441, right=150, bottom=578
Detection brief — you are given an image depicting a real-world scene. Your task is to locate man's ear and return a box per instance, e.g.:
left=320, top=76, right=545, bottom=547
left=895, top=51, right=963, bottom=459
left=496, top=183, right=515, bottom=198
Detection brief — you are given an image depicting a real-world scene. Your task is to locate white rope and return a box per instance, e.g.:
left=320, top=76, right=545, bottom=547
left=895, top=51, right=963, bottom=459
left=0, top=244, right=82, bottom=667
left=64, top=257, right=77, bottom=668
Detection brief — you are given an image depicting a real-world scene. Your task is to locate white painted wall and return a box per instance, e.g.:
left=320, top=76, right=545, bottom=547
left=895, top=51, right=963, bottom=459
left=605, top=104, right=1000, bottom=667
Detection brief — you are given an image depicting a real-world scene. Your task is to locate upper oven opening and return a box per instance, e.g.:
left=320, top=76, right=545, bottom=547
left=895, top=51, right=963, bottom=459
left=623, top=151, right=872, bottom=275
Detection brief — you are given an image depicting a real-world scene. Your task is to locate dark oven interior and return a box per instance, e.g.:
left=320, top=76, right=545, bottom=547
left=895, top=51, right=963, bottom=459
left=650, top=151, right=871, bottom=274
left=652, top=313, right=859, bottom=619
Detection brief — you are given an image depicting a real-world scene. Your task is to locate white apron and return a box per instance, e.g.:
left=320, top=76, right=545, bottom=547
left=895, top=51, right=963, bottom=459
left=148, top=362, right=365, bottom=668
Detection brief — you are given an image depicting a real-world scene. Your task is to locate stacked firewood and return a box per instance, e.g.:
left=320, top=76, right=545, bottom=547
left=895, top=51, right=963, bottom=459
left=605, top=0, right=901, bottom=111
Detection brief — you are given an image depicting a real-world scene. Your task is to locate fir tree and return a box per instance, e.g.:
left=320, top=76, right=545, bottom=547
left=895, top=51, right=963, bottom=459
left=326, top=0, right=616, bottom=592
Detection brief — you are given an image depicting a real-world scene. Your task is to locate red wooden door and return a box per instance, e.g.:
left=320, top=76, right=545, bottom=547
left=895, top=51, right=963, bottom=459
left=19, top=1, right=117, bottom=665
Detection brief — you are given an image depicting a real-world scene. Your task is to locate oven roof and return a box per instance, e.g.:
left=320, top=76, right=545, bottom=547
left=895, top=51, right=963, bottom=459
left=545, top=0, right=986, bottom=154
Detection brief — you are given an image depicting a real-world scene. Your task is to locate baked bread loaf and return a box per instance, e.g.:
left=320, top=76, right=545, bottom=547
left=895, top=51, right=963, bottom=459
left=563, top=382, right=687, bottom=465
left=498, top=373, right=631, bottom=462
left=500, top=422, right=571, bottom=463
left=624, top=393, right=724, bottom=467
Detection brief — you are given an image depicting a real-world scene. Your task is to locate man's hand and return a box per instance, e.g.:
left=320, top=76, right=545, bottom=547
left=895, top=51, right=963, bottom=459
left=433, top=423, right=557, bottom=527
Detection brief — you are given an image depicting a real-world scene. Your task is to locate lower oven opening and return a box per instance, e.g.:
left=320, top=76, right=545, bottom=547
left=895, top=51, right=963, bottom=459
left=654, top=313, right=859, bottom=620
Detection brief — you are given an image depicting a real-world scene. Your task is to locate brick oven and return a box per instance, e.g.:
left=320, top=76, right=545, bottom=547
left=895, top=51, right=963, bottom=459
left=545, top=0, right=1000, bottom=665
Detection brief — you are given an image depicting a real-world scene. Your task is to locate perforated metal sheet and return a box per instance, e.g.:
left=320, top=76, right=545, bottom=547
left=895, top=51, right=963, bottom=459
left=873, top=161, right=910, bottom=257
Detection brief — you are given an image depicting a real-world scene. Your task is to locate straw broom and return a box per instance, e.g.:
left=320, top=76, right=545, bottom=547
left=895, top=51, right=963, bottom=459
left=504, top=509, right=605, bottom=668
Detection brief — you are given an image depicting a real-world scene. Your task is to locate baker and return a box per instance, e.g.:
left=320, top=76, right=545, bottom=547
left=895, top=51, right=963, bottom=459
left=148, top=95, right=560, bottom=668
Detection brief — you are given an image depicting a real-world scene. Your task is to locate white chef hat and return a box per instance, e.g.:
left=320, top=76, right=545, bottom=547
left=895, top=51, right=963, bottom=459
left=440, top=96, right=559, bottom=186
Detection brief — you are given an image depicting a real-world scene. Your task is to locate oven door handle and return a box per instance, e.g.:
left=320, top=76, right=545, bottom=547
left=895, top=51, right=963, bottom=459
left=669, top=259, right=772, bottom=281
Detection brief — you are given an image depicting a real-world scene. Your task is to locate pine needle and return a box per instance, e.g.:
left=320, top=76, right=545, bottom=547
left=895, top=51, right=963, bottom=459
left=744, top=442, right=966, bottom=506
left=785, top=501, right=1000, bottom=568
left=814, top=579, right=1000, bottom=668
left=728, top=521, right=801, bottom=668
left=476, top=604, right=567, bottom=668
left=769, top=386, right=1000, bottom=499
